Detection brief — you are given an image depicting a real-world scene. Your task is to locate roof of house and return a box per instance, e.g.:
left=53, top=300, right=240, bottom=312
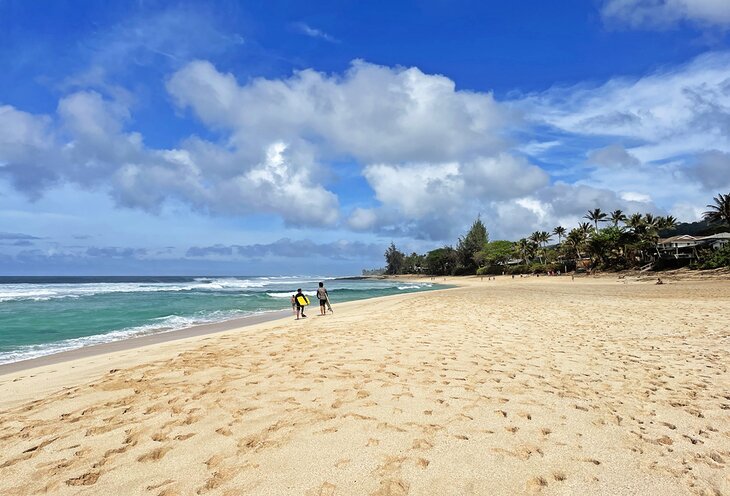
left=659, top=232, right=730, bottom=244
left=659, top=235, right=701, bottom=244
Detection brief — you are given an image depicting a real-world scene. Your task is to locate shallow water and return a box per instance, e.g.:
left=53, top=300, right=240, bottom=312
left=0, top=276, right=440, bottom=364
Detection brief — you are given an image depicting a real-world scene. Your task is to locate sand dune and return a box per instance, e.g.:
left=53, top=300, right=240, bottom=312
left=0, top=276, right=728, bottom=495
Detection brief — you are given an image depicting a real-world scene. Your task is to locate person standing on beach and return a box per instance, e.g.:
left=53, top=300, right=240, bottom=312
left=316, top=282, right=329, bottom=315
left=295, top=288, right=308, bottom=319
left=290, top=293, right=297, bottom=317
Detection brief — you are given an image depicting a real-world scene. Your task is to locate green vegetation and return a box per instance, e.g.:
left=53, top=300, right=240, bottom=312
left=378, top=192, right=730, bottom=276
left=455, top=217, right=489, bottom=274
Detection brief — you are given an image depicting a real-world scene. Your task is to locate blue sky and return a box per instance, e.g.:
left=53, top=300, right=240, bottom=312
left=1, top=0, right=729, bottom=275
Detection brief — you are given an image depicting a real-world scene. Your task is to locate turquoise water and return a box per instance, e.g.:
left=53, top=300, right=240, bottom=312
left=0, top=276, right=440, bottom=364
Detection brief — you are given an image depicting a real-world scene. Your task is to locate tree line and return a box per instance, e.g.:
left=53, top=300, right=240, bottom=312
left=379, top=192, right=730, bottom=276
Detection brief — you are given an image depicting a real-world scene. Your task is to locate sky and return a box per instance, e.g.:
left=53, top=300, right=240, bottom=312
left=1, top=0, right=729, bottom=275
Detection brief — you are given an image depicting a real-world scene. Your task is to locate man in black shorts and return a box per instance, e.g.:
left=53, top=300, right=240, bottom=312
left=316, top=282, right=328, bottom=315
left=295, top=288, right=307, bottom=319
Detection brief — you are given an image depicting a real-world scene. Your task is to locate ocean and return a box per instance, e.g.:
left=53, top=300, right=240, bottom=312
left=0, top=276, right=440, bottom=365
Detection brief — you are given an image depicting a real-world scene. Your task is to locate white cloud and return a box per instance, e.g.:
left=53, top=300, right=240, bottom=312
left=166, top=59, right=511, bottom=164
left=0, top=105, right=58, bottom=195
left=689, top=150, right=730, bottom=190
left=1, top=91, right=337, bottom=226
left=0, top=105, right=53, bottom=152
left=348, top=207, right=377, bottom=231
left=515, top=197, right=549, bottom=221
left=621, top=191, right=652, bottom=202
left=363, top=162, right=461, bottom=218
left=355, top=154, right=549, bottom=239
left=2, top=52, right=725, bottom=242
left=602, top=0, right=730, bottom=29
left=587, top=144, right=640, bottom=167
left=162, top=59, right=547, bottom=237
left=519, top=51, right=730, bottom=160
left=518, top=140, right=562, bottom=157
left=237, top=142, right=339, bottom=226
left=513, top=51, right=730, bottom=226
left=293, top=22, right=338, bottom=43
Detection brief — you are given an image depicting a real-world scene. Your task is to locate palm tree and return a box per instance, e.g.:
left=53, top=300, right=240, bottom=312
left=703, top=193, right=730, bottom=226
left=578, top=222, right=594, bottom=236
left=529, top=232, right=545, bottom=263
left=610, top=209, right=627, bottom=227
left=626, top=213, right=644, bottom=231
left=644, top=213, right=662, bottom=237
left=566, top=228, right=587, bottom=260
left=540, top=231, right=553, bottom=246
left=516, top=238, right=531, bottom=263
left=584, top=208, right=608, bottom=231
left=553, top=226, right=566, bottom=244
left=658, top=215, right=678, bottom=231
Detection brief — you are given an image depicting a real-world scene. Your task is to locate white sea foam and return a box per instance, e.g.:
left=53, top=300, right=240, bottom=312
left=397, top=283, right=432, bottom=290
left=0, top=276, right=334, bottom=302
left=266, top=290, right=318, bottom=298
left=0, top=309, right=274, bottom=365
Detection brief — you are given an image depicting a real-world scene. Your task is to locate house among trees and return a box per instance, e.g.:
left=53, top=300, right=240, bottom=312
left=657, top=233, right=730, bottom=259
left=373, top=193, right=730, bottom=275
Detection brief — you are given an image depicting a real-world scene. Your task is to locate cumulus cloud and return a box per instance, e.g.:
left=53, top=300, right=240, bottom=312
left=348, top=208, right=378, bottom=231
left=2, top=51, right=724, bottom=243
left=166, top=59, right=510, bottom=164
left=0, top=105, right=58, bottom=195
left=0, top=92, right=338, bottom=225
left=2, top=59, right=531, bottom=234
left=688, top=150, right=730, bottom=190
left=587, top=144, right=640, bottom=167
left=481, top=182, right=666, bottom=240
left=535, top=183, right=659, bottom=220
left=602, top=0, right=730, bottom=29
left=354, top=154, right=549, bottom=239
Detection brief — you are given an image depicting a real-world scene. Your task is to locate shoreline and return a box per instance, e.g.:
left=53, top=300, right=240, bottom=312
left=0, top=277, right=727, bottom=494
left=0, top=280, right=445, bottom=375
left=0, top=309, right=291, bottom=376
left=1, top=269, right=725, bottom=375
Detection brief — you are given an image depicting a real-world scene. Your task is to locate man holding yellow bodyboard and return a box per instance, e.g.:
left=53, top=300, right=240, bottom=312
left=294, top=288, right=310, bottom=319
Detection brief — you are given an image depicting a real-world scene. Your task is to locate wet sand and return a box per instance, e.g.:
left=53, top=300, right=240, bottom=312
left=0, top=276, right=728, bottom=495
left=0, top=309, right=291, bottom=376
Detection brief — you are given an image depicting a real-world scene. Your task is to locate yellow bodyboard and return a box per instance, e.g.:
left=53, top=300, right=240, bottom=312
left=296, top=295, right=310, bottom=306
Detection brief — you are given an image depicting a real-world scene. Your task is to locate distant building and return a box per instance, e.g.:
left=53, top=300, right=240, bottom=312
left=657, top=232, right=730, bottom=259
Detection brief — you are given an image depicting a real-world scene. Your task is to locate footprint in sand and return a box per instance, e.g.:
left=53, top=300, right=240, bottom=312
left=412, top=438, right=433, bottom=450
left=137, top=445, right=173, bottom=462
left=526, top=476, right=548, bottom=493
left=371, top=479, right=409, bottom=496
left=314, top=482, right=337, bottom=496
left=65, top=471, right=100, bottom=486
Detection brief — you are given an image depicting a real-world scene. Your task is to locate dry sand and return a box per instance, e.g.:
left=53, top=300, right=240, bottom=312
left=0, top=276, right=728, bottom=495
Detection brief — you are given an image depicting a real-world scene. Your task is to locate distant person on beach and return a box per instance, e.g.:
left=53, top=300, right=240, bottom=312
left=656, top=277, right=664, bottom=285
left=290, top=293, right=297, bottom=317
left=316, top=282, right=329, bottom=315
left=295, top=288, right=308, bottom=319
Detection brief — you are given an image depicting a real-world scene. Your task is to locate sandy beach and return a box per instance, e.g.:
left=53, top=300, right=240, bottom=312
left=1, top=276, right=728, bottom=495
